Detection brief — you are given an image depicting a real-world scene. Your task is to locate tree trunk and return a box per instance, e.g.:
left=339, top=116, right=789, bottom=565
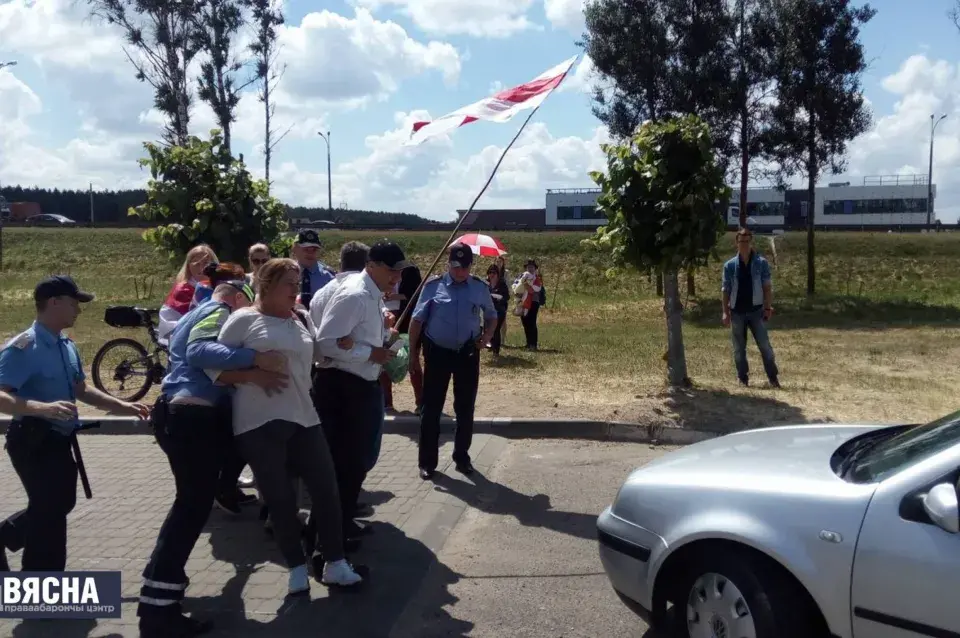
left=662, top=270, right=690, bottom=387
left=806, top=111, right=817, bottom=297
left=263, top=68, right=272, bottom=192
left=737, top=0, right=749, bottom=229
left=686, top=268, right=696, bottom=297
left=656, top=269, right=664, bottom=297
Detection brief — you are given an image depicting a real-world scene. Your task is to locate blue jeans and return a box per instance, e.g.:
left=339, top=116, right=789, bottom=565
left=731, top=309, right=779, bottom=382
left=366, top=394, right=385, bottom=473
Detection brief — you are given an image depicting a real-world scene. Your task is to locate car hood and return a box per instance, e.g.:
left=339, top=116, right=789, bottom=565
left=623, top=423, right=889, bottom=492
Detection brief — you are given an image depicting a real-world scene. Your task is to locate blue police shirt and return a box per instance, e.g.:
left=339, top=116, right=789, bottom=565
left=161, top=299, right=257, bottom=403
left=304, top=262, right=335, bottom=295
left=412, top=273, right=498, bottom=350
left=0, top=321, right=86, bottom=433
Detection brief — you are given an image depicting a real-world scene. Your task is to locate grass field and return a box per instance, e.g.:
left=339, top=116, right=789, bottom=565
left=2, top=226, right=960, bottom=433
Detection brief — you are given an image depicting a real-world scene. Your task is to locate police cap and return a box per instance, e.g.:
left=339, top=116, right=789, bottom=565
left=296, top=228, right=322, bottom=248
left=448, top=243, right=474, bottom=268
left=34, top=275, right=95, bottom=303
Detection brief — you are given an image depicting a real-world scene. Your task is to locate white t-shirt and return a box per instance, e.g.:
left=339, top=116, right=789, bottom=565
left=212, top=306, right=320, bottom=435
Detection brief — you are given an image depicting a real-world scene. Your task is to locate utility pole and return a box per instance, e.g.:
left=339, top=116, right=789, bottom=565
left=927, top=113, right=947, bottom=231
left=0, top=62, right=15, bottom=271
left=89, top=183, right=94, bottom=226
left=317, top=131, right=332, bottom=212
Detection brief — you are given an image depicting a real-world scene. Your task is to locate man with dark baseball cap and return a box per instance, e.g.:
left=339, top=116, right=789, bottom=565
left=0, top=275, right=149, bottom=573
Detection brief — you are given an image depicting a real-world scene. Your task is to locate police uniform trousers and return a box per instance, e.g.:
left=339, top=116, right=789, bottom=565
left=418, top=336, right=480, bottom=471
left=138, top=395, right=232, bottom=619
left=3, top=417, right=78, bottom=571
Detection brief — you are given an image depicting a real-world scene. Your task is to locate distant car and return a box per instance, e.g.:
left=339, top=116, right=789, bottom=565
left=597, top=412, right=960, bottom=638
left=25, top=214, right=76, bottom=226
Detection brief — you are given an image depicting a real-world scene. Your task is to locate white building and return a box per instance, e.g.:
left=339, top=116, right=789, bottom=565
left=546, top=175, right=938, bottom=231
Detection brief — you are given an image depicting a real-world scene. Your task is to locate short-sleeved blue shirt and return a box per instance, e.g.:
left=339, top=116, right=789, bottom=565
left=412, top=273, right=497, bottom=350
left=0, top=321, right=85, bottom=432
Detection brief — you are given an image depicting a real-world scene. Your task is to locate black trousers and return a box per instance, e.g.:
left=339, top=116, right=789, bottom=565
left=4, top=419, right=78, bottom=572
left=218, top=437, right=247, bottom=496
left=314, top=368, right=383, bottom=533
left=490, top=312, right=506, bottom=354
left=138, top=398, right=229, bottom=619
left=418, top=338, right=480, bottom=471
left=521, top=303, right=540, bottom=348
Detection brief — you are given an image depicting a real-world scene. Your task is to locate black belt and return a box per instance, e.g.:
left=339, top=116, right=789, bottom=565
left=425, top=336, right=477, bottom=356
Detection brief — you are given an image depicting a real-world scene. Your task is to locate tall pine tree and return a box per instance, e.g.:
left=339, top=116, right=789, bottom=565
left=766, top=0, right=874, bottom=296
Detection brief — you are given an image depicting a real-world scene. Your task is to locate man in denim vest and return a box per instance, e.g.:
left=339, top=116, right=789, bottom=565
left=721, top=229, right=780, bottom=388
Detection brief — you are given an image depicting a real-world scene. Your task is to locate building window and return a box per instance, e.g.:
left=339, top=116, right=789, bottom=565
left=746, top=201, right=784, bottom=216
left=557, top=206, right=575, bottom=220
left=823, top=198, right=929, bottom=214
left=580, top=205, right=605, bottom=219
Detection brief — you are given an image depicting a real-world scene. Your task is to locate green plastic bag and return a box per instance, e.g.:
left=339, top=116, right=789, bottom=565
left=383, top=334, right=410, bottom=383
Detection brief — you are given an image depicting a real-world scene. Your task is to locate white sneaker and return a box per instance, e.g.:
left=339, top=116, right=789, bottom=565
left=288, top=564, right=309, bottom=595
left=321, top=559, right=363, bottom=587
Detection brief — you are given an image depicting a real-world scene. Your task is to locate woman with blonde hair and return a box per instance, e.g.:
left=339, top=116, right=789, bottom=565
left=214, top=258, right=364, bottom=596
left=158, top=244, right=218, bottom=342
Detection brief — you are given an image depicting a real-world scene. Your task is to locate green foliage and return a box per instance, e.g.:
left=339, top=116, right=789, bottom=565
left=131, top=128, right=289, bottom=264
left=584, top=115, right=731, bottom=273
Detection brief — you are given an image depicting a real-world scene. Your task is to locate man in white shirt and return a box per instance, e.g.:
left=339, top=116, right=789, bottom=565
left=309, top=241, right=370, bottom=330
left=315, top=240, right=407, bottom=540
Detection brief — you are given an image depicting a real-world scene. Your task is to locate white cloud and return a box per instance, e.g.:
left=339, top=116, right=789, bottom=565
left=544, top=0, right=586, bottom=32
left=352, top=0, right=539, bottom=38
left=559, top=55, right=597, bottom=94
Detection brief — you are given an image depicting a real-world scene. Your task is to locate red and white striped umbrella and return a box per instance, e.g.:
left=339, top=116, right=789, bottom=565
left=453, top=233, right=508, bottom=257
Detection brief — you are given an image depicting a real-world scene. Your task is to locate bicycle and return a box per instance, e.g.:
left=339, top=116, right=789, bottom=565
left=91, top=306, right=169, bottom=403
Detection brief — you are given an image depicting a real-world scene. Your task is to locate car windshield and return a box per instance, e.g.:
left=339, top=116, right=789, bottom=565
left=847, top=409, right=960, bottom=483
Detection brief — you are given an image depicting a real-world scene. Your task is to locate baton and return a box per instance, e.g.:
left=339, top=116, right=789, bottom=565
left=71, top=421, right=100, bottom=500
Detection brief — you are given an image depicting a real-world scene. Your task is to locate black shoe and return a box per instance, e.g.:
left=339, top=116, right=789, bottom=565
left=455, top=462, right=474, bottom=476
left=769, top=377, right=781, bottom=388
left=345, top=520, right=373, bottom=539
left=738, top=377, right=749, bottom=387
left=354, top=502, right=374, bottom=518
left=419, top=468, right=434, bottom=480
left=214, top=493, right=242, bottom=516
left=140, top=614, right=213, bottom=638
left=0, top=549, right=8, bottom=572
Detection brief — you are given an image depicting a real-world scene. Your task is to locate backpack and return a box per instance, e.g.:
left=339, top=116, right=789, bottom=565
left=538, top=285, right=546, bottom=306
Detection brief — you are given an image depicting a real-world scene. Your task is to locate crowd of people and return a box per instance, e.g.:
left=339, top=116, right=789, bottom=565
left=0, top=229, right=548, bottom=638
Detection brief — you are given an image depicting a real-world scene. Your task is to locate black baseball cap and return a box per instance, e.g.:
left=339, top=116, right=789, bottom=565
left=448, top=243, right=474, bottom=268
left=296, top=229, right=321, bottom=248
left=368, top=240, right=413, bottom=271
left=34, top=275, right=95, bottom=303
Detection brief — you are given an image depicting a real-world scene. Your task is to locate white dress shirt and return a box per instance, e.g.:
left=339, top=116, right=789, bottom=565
left=316, top=271, right=387, bottom=382
left=309, top=271, right=355, bottom=328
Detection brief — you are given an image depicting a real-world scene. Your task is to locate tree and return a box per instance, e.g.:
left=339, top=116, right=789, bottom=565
left=88, top=0, right=202, bottom=146
left=243, top=0, right=290, bottom=190
left=952, top=1, right=960, bottom=32
left=131, top=128, right=289, bottom=263
left=584, top=115, right=730, bottom=386
left=766, top=0, right=874, bottom=296
left=729, top=0, right=778, bottom=229
left=193, top=0, right=251, bottom=154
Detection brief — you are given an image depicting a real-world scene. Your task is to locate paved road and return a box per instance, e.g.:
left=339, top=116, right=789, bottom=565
left=0, top=433, right=673, bottom=637
left=390, top=438, right=672, bottom=638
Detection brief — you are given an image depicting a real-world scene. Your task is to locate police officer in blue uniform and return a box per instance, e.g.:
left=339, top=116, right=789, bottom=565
left=0, top=276, right=150, bottom=572
left=294, top=228, right=336, bottom=308
left=137, top=265, right=288, bottom=638
left=409, top=243, right=498, bottom=480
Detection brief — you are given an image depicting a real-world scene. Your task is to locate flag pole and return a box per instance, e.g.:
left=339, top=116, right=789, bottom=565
left=393, top=102, right=545, bottom=331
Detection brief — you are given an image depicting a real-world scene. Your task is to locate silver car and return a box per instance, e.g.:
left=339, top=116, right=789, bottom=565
left=597, top=412, right=960, bottom=638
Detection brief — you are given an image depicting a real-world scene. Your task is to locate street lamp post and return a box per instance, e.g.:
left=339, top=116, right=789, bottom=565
left=317, top=131, right=332, bottom=212
left=927, top=113, right=947, bottom=231
left=0, top=61, right=14, bottom=271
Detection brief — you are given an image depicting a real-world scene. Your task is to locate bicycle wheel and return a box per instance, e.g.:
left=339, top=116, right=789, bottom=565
left=92, top=338, right=153, bottom=402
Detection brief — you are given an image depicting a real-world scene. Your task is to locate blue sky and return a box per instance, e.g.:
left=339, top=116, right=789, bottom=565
left=0, top=0, right=958, bottom=220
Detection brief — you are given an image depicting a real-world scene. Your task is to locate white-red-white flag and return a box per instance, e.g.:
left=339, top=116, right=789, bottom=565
left=406, top=55, right=579, bottom=146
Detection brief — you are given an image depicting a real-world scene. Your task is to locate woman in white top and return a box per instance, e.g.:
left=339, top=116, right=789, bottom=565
left=215, top=258, right=363, bottom=595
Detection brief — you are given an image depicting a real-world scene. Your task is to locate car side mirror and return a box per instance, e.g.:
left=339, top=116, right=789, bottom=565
left=922, top=483, right=960, bottom=533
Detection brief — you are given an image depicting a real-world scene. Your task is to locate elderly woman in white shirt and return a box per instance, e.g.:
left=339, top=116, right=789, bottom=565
left=213, top=258, right=363, bottom=596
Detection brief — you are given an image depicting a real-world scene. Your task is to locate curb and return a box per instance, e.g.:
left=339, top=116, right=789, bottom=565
left=0, top=415, right=718, bottom=445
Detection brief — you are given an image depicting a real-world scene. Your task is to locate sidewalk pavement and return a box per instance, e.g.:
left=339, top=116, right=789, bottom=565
left=0, top=415, right=716, bottom=446
left=0, top=432, right=509, bottom=638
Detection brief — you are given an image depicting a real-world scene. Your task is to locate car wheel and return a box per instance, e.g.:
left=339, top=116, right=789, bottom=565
left=672, top=550, right=816, bottom=638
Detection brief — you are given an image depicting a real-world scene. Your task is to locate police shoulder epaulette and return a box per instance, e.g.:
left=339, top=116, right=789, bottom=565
left=6, top=332, right=33, bottom=350
left=425, top=274, right=442, bottom=284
